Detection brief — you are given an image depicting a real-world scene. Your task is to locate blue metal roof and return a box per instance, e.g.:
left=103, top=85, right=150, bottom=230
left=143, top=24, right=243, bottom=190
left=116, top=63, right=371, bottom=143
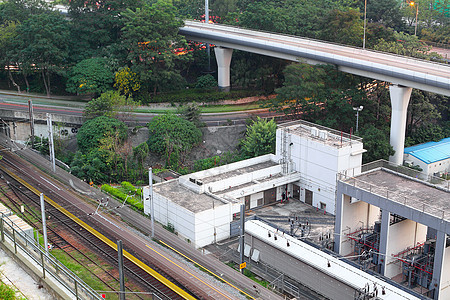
left=404, top=137, right=450, bottom=164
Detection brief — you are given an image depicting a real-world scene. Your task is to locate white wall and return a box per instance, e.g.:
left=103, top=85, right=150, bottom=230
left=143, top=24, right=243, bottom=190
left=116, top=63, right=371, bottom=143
left=339, top=194, right=373, bottom=255
left=276, top=127, right=364, bottom=214
left=194, top=203, right=232, bottom=248
left=440, top=245, right=450, bottom=299
left=385, top=220, right=427, bottom=278
left=404, top=154, right=450, bottom=177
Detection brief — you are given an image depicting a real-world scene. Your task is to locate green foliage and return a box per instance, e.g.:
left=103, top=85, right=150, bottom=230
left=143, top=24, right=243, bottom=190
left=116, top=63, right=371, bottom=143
left=67, top=0, right=141, bottom=62
left=8, top=11, right=70, bottom=95
left=163, top=222, right=175, bottom=233
left=66, top=57, right=114, bottom=95
left=147, top=114, right=202, bottom=166
left=70, top=150, right=110, bottom=183
left=195, top=74, right=217, bottom=89
left=374, top=32, right=444, bottom=61
left=241, top=117, right=277, bottom=158
left=359, top=125, right=395, bottom=163
left=77, top=116, right=128, bottom=153
left=319, top=9, right=363, bottom=46
left=101, top=184, right=143, bottom=210
left=122, top=0, right=191, bottom=95
left=176, top=102, right=203, bottom=127
left=148, top=89, right=260, bottom=104
left=0, top=281, right=22, bottom=300
left=83, top=91, right=128, bottom=120
left=114, top=67, right=141, bottom=98
left=190, top=151, right=243, bottom=172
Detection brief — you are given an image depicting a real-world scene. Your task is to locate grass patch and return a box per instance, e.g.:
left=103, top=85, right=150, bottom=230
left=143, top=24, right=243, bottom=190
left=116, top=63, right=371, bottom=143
left=51, top=249, right=113, bottom=291
left=0, top=280, right=26, bottom=300
left=225, top=261, right=270, bottom=288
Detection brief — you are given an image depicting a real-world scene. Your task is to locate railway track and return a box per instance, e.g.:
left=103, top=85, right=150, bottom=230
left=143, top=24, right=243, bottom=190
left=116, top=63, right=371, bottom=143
left=0, top=151, right=197, bottom=300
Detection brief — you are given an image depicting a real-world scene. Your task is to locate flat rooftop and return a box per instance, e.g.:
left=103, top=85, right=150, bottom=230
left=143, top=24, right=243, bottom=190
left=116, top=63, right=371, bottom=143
left=199, top=160, right=278, bottom=184
left=279, top=120, right=363, bottom=149
left=345, top=169, right=450, bottom=221
left=153, top=180, right=227, bottom=213
left=216, top=172, right=287, bottom=194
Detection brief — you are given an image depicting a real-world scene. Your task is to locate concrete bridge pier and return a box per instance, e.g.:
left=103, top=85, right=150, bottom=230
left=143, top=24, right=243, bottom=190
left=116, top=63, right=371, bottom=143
left=214, top=47, right=233, bottom=92
left=389, top=85, right=412, bottom=166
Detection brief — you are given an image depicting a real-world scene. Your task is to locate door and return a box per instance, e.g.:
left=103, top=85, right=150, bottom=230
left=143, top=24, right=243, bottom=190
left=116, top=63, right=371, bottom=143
left=305, top=189, right=313, bottom=205
left=264, top=188, right=277, bottom=204
left=293, top=184, right=300, bottom=200
left=245, top=195, right=250, bottom=210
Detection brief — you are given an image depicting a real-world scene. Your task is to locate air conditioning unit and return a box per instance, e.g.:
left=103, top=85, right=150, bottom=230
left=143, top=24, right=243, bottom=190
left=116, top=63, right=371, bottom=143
left=319, top=130, right=328, bottom=140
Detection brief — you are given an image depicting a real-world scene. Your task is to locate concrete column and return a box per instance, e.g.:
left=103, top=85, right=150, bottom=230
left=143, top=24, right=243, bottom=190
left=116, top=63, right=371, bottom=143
left=389, top=85, right=412, bottom=165
left=378, top=209, right=390, bottom=275
left=214, top=47, right=233, bottom=91
left=334, top=183, right=344, bottom=254
left=431, top=230, right=446, bottom=300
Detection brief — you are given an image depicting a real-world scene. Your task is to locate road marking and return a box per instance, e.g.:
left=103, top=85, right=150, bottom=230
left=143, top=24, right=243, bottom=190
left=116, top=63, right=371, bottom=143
left=39, top=176, right=61, bottom=190
left=146, top=243, right=235, bottom=300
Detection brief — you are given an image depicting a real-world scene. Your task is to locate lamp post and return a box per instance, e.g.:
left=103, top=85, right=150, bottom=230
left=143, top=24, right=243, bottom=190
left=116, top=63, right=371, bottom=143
left=353, top=105, right=364, bottom=133
left=410, top=1, right=419, bottom=35
left=363, top=0, right=367, bottom=49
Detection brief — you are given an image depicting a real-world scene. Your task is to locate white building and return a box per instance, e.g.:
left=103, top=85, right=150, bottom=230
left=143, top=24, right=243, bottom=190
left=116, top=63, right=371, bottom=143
left=143, top=120, right=365, bottom=248
left=403, top=137, right=450, bottom=177
left=275, top=121, right=365, bottom=213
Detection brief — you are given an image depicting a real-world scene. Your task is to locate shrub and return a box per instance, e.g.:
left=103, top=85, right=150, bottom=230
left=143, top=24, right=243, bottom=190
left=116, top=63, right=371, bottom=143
left=101, top=184, right=143, bottom=211
left=195, top=74, right=217, bottom=89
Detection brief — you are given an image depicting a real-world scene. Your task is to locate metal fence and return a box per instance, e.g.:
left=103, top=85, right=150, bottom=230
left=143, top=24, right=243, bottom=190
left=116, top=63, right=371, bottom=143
left=0, top=215, right=102, bottom=300
left=339, top=162, right=449, bottom=221
left=361, top=159, right=449, bottom=191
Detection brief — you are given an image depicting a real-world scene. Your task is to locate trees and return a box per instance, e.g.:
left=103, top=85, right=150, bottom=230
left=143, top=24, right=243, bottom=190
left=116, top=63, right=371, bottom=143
left=272, top=63, right=327, bottom=119
left=373, top=32, right=443, bottom=60
left=66, top=57, right=114, bottom=96
left=241, top=117, right=277, bottom=158
left=114, top=67, right=141, bottom=98
left=319, top=9, right=363, bottom=46
left=122, top=0, right=191, bottom=95
left=77, top=116, right=128, bottom=154
left=9, top=11, right=70, bottom=96
left=147, top=114, right=202, bottom=166
left=176, top=103, right=203, bottom=127
left=359, top=125, right=395, bottom=163
left=67, top=0, right=141, bottom=62
left=83, top=91, right=129, bottom=120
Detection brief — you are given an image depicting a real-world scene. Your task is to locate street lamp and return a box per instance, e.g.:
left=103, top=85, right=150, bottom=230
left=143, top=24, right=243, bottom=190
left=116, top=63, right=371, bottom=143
left=410, top=1, right=419, bottom=35
left=353, top=105, right=364, bottom=133
left=363, top=0, right=367, bottom=49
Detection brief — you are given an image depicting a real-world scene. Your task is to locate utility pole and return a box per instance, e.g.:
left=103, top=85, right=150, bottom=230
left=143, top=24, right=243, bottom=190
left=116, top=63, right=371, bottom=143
left=40, top=193, right=49, bottom=256
left=205, top=0, right=211, bottom=72
left=117, top=240, right=125, bottom=300
left=239, top=204, right=245, bottom=274
left=28, top=99, right=34, bottom=149
left=149, top=168, right=154, bottom=238
left=46, top=113, right=55, bottom=172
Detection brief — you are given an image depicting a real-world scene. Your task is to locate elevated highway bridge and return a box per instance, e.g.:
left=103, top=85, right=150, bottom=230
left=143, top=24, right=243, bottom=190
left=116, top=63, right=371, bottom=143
left=179, top=21, right=450, bottom=165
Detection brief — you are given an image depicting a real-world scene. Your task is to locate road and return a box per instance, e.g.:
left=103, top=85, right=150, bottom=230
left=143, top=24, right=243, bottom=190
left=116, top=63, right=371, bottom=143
left=0, top=90, right=283, bottom=126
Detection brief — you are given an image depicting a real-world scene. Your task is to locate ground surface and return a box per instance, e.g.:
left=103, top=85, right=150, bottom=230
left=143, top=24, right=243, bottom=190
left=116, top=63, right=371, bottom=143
left=0, top=248, right=53, bottom=300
